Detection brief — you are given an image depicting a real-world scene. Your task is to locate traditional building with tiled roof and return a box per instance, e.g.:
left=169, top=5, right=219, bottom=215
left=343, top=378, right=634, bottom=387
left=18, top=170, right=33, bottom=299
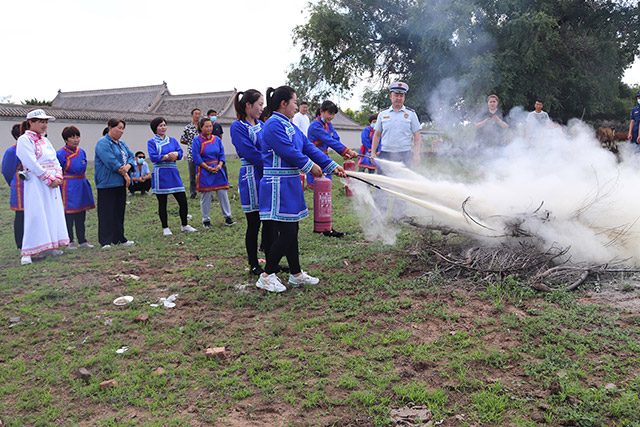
left=0, top=82, right=368, bottom=160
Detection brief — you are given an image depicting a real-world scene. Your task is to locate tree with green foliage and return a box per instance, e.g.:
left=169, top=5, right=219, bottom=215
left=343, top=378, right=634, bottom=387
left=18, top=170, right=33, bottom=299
left=21, top=98, right=52, bottom=106
left=289, top=0, right=640, bottom=123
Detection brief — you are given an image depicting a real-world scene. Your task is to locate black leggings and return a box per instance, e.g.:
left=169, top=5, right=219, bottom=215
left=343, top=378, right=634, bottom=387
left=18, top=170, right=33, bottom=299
left=156, top=192, right=188, bottom=228
left=245, top=212, right=275, bottom=268
left=14, top=210, right=24, bottom=249
left=264, top=221, right=301, bottom=275
left=65, top=211, right=87, bottom=244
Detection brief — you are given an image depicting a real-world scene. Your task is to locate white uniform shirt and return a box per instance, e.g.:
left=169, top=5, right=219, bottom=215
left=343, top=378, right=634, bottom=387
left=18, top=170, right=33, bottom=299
left=292, top=112, right=310, bottom=136
left=374, top=105, right=421, bottom=152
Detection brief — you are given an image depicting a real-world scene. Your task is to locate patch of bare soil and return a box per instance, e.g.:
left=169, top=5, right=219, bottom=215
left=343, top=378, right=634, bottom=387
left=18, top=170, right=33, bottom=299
left=580, top=279, right=640, bottom=313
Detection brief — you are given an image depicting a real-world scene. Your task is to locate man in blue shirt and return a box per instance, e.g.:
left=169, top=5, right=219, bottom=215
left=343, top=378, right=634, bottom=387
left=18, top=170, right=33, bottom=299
left=627, top=91, right=640, bottom=147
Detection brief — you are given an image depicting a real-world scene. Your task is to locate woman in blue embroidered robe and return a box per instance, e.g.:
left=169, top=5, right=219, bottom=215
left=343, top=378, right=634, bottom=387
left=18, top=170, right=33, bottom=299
left=191, top=117, right=235, bottom=227
left=148, top=117, right=196, bottom=235
left=305, top=100, right=356, bottom=189
left=230, top=89, right=273, bottom=275
left=255, top=86, right=347, bottom=293
left=2, top=124, right=25, bottom=249
left=357, top=114, right=379, bottom=172
left=57, top=126, right=95, bottom=249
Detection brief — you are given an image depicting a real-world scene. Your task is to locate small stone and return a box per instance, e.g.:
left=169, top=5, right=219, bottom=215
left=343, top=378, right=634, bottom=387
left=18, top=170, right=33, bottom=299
left=66, top=346, right=76, bottom=351
left=205, top=347, right=226, bottom=359
left=604, top=383, right=616, bottom=390
left=134, top=313, right=149, bottom=323
left=100, top=379, right=117, bottom=388
left=77, top=367, right=91, bottom=383
left=153, top=367, right=165, bottom=375
left=556, top=370, right=568, bottom=378
left=9, top=317, right=20, bottom=323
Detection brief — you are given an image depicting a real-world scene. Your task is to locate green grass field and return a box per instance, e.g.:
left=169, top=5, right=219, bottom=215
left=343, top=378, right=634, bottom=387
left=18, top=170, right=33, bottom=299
left=1, top=158, right=639, bottom=426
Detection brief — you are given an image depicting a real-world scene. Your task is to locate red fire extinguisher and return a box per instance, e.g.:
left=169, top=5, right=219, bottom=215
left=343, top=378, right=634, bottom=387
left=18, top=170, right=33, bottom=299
left=300, top=173, right=306, bottom=191
left=313, top=176, right=332, bottom=232
left=343, top=160, right=356, bottom=197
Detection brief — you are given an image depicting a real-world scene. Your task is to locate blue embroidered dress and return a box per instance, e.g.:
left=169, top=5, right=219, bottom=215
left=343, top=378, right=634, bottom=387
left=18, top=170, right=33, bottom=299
left=230, top=120, right=263, bottom=213
left=2, top=145, right=24, bottom=212
left=306, top=117, right=349, bottom=188
left=357, top=125, right=378, bottom=170
left=191, top=134, right=229, bottom=191
left=56, top=145, right=95, bottom=213
left=259, top=112, right=339, bottom=222
left=147, top=135, right=185, bottom=194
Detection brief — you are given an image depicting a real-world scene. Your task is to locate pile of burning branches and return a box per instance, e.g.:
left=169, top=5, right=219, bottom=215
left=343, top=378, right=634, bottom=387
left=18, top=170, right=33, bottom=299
left=418, top=238, right=640, bottom=292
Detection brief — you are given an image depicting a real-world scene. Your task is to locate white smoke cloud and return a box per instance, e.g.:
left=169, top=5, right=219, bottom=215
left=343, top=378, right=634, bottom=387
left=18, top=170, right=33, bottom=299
left=349, top=101, right=640, bottom=266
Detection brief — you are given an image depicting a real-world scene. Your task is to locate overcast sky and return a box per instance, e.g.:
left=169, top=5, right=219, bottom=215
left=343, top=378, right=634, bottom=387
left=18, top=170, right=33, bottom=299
left=2, top=0, right=640, bottom=111
left=0, top=0, right=332, bottom=105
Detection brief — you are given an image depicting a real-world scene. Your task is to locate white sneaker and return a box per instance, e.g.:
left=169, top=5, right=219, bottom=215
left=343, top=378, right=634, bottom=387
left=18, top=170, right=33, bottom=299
left=181, top=225, right=197, bottom=232
left=120, top=240, right=135, bottom=247
left=79, top=242, right=94, bottom=248
left=67, top=242, right=78, bottom=250
left=256, top=273, right=287, bottom=293
left=163, top=228, right=173, bottom=236
left=21, top=256, right=32, bottom=265
left=101, top=244, right=112, bottom=250
left=288, top=271, right=320, bottom=287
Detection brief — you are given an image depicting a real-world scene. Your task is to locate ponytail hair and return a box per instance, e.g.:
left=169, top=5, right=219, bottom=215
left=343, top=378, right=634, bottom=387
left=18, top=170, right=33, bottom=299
left=234, top=89, right=262, bottom=121
left=315, top=100, right=338, bottom=117
left=265, top=86, right=296, bottom=117
left=19, top=120, right=30, bottom=135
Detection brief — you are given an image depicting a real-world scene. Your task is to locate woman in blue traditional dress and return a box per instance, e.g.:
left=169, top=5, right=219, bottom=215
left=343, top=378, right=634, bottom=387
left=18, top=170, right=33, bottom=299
left=256, top=86, right=347, bottom=292
left=191, top=117, right=235, bottom=228
left=357, top=114, right=379, bottom=173
left=57, top=126, right=95, bottom=249
left=306, top=100, right=357, bottom=189
left=2, top=124, right=25, bottom=249
left=148, top=117, right=197, bottom=235
left=230, top=89, right=274, bottom=275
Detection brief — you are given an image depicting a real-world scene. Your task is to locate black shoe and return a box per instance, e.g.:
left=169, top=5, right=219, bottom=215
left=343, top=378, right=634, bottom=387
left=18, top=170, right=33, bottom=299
left=225, top=217, right=236, bottom=226
left=203, top=221, right=212, bottom=228
left=322, top=229, right=344, bottom=238
left=250, top=265, right=264, bottom=276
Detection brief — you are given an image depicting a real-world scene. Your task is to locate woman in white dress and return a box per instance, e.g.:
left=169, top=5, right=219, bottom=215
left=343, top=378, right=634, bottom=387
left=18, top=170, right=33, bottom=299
left=16, top=109, right=69, bottom=265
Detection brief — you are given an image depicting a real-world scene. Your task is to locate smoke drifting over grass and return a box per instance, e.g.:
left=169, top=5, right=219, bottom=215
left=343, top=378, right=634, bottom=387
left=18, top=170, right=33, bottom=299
left=350, top=117, right=640, bottom=265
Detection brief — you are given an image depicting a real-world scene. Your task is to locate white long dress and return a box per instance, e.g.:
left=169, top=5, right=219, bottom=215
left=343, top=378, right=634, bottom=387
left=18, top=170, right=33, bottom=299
left=16, top=131, right=69, bottom=256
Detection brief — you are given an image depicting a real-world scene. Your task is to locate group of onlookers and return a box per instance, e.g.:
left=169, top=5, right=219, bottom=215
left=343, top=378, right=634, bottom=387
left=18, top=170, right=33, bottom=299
left=0, top=82, right=423, bottom=287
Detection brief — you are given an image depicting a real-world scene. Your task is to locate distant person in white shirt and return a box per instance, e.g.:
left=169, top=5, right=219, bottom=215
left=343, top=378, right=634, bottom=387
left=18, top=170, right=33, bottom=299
left=526, top=99, right=550, bottom=142
left=292, top=101, right=310, bottom=136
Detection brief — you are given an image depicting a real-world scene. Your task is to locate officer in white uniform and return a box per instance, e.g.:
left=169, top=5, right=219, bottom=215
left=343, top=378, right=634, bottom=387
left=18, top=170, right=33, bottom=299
left=370, top=82, right=421, bottom=221
left=371, top=81, right=421, bottom=167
